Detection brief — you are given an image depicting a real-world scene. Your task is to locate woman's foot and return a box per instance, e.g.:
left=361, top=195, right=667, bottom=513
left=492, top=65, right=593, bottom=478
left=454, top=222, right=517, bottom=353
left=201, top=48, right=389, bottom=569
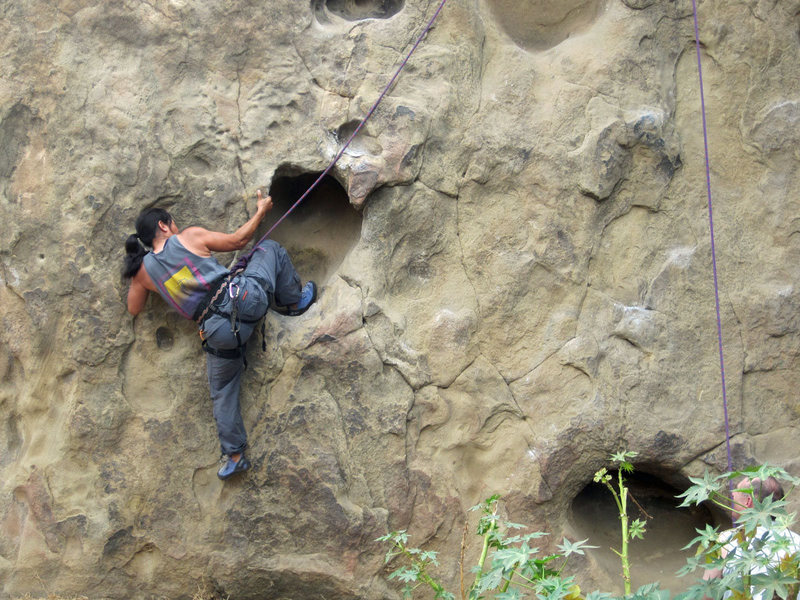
left=217, top=453, right=251, bottom=480
left=287, top=281, right=317, bottom=316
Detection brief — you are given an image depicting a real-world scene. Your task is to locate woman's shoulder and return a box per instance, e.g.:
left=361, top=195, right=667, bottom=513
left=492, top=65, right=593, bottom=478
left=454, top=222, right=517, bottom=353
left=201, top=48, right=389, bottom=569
left=132, top=261, right=157, bottom=291
left=176, top=227, right=214, bottom=257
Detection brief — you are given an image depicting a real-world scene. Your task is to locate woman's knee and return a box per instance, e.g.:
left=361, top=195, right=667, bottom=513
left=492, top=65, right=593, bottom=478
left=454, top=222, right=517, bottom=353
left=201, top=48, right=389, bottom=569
left=255, top=239, right=281, bottom=254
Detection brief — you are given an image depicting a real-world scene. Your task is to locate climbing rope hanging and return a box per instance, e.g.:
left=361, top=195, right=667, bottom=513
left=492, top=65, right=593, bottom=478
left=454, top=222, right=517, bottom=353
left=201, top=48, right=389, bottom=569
left=690, top=0, right=733, bottom=475
left=245, top=0, right=448, bottom=261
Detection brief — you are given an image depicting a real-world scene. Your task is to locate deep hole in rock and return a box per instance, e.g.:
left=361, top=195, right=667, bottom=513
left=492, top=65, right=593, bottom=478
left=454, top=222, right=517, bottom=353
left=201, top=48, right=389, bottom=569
left=265, top=168, right=361, bottom=286
left=570, top=469, right=722, bottom=593
left=155, top=327, right=174, bottom=350
left=315, top=0, right=404, bottom=22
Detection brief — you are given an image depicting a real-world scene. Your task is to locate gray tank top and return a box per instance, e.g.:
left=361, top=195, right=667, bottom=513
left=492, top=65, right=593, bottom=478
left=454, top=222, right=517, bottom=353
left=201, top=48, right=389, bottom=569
left=143, top=236, right=229, bottom=320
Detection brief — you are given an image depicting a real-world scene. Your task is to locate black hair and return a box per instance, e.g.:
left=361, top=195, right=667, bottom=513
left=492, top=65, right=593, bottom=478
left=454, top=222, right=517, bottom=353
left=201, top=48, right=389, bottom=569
left=122, top=207, right=173, bottom=279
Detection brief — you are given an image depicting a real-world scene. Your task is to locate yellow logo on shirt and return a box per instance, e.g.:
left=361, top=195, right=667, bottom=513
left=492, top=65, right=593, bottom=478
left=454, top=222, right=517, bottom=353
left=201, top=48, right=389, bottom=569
left=163, top=266, right=195, bottom=302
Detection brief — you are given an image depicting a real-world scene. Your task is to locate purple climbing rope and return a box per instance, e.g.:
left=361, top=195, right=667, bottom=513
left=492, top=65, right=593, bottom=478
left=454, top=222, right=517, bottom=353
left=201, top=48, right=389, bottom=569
left=246, top=0, right=448, bottom=258
left=691, top=0, right=733, bottom=475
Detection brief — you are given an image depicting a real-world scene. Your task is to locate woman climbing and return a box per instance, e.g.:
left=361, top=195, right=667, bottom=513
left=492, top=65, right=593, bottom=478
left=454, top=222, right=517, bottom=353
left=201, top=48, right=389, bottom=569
left=123, top=191, right=317, bottom=480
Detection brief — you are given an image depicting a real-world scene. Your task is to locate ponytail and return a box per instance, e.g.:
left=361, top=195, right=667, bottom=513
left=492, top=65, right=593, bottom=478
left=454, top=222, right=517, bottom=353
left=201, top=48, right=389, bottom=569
left=123, top=234, right=147, bottom=278
left=122, top=207, right=173, bottom=279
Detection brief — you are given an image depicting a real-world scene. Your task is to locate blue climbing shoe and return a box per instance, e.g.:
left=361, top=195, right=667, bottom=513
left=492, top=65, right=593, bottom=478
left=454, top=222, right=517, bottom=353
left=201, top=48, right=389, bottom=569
left=287, top=281, right=317, bottom=316
left=217, top=455, right=251, bottom=480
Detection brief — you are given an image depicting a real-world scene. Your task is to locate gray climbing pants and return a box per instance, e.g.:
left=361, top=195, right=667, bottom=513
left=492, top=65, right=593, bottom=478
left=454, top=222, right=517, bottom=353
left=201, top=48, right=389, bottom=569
left=202, top=239, right=302, bottom=456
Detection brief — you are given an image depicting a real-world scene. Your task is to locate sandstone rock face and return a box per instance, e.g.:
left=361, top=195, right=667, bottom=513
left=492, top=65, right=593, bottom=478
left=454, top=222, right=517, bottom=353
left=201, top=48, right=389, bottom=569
left=2, top=0, right=800, bottom=598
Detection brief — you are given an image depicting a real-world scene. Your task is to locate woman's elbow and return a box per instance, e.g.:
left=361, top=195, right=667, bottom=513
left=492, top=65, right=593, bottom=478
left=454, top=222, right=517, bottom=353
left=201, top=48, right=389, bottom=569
left=127, top=287, right=147, bottom=315
left=232, top=235, right=250, bottom=250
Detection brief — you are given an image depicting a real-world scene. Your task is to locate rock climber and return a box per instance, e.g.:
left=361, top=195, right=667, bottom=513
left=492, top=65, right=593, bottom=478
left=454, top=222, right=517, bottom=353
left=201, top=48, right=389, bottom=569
left=122, top=191, right=317, bottom=480
left=702, top=476, right=800, bottom=600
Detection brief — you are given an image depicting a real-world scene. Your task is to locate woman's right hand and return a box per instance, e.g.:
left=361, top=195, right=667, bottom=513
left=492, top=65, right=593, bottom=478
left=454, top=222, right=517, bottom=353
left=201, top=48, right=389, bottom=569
left=256, top=189, right=273, bottom=214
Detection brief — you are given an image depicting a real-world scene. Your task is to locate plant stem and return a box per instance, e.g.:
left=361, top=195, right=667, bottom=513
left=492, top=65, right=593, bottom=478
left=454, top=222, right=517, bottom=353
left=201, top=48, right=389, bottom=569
left=499, top=568, right=517, bottom=593
left=460, top=521, right=468, bottom=600
left=556, top=557, right=569, bottom=576
left=470, top=506, right=498, bottom=599
left=471, top=529, right=492, bottom=597
left=619, top=469, right=632, bottom=596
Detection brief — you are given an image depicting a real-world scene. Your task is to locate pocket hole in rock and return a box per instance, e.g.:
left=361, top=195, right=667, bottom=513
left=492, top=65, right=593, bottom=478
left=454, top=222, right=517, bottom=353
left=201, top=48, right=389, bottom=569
left=155, top=327, right=174, bottom=350
left=314, top=0, right=405, bottom=22
left=570, top=469, right=720, bottom=593
left=485, top=0, right=605, bottom=51
left=265, top=166, right=362, bottom=286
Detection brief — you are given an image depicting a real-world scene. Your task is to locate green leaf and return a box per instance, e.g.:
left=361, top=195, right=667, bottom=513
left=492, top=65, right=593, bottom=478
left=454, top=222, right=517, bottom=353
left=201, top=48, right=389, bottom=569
left=474, top=565, right=505, bottom=594
left=377, top=530, right=409, bottom=544
left=676, top=559, right=698, bottom=578
left=677, top=471, right=720, bottom=507
left=673, top=582, right=714, bottom=600
left=750, top=571, right=798, bottom=600
left=629, top=582, right=669, bottom=600
left=389, top=566, right=420, bottom=583
left=773, top=512, right=797, bottom=532
left=470, top=494, right=501, bottom=514
left=494, top=545, right=533, bottom=570
left=610, top=450, right=638, bottom=464
left=477, top=513, right=501, bottom=535
left=557, top=537, right=598, bottom=557
left=535, top=574, right=576, bottom=600
left=682, top=524, right=722, bottom=552
left=738, top=464, right=800, bottom=488
left=584, top=591, right=616, bottom=600
left=419, top=550, right=439, bottom=564
left=737, top=495, right=790, bottom=533
left=630, top=518, right=647, bottom=540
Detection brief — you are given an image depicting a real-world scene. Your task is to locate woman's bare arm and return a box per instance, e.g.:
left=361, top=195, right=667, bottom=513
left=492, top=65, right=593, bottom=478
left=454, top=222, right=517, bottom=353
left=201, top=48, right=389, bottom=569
left=179, top=191, right=273, bottom=255
left=127, top=267, right=156, bottom=315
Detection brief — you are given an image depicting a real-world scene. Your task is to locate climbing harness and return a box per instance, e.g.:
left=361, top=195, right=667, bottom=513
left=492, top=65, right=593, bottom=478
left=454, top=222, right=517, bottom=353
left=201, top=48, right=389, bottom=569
left=195, top=271, right=266, bottom=366
left=194, top=268, right=245, bottom=327
left=691, top=0, right=733, bottom=475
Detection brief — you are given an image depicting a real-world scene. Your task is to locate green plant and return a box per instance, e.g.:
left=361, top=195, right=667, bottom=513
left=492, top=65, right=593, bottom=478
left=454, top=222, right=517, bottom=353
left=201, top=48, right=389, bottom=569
left=676, top=465, right=800, bottom=600
left=378, top=494, right=594, bottom=600
left=378, top=461, right=800, bottom=600
left=593, top=451, right=648, bottom=595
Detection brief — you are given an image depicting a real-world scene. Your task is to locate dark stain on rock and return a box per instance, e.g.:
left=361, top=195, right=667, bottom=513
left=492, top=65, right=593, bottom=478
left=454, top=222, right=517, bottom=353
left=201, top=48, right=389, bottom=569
left=144, top=419, right=173, bottom=445
left=653, top=430, right=684, bottom=455
left=287, top=404, right=308, bottom=429
left=0, top=103, right=36, bottom=178
left=103, top=526, right=135, bottom=558
left=344, top=408, right=367, bottom=436
left=395, top=105, right=416, bottom=119
left=402, top=143, right=420, bottom=168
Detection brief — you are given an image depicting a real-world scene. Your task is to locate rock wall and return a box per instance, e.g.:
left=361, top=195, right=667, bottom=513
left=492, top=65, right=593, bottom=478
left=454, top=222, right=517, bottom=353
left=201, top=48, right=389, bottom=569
left=2, top=0, right=800, bottom=598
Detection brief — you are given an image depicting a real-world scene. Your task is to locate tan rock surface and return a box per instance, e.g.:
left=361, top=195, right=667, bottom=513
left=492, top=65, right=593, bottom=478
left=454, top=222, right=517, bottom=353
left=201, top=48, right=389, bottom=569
left=2, top=0, right=800, bottom=598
